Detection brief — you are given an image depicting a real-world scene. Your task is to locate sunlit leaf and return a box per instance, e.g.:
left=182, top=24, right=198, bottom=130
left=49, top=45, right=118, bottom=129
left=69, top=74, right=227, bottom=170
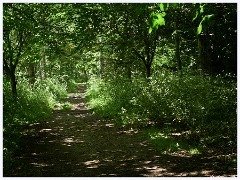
left=172, top=30, right=177, bottom=36
left=153, top=19, right=158, bottom=27
left=156, top=14, right=165, bottom=26
left=197, top=14, right=214, bottom=35
left=159, top=3, right=164, bottom=11
left=192, top=10, right=199, bottom=22
left=149, top=12, right=166, bottom=34
left=200, top=4, right=205, bottom=14
left=149, top=27, right=153, bottom=34
left=148, top=27, right=152, bottom=34
left=206, top=14, right=214, bottom=20
left=161, top=12, right=166, bottom=17
left=197, top=23, right=202, bottom=35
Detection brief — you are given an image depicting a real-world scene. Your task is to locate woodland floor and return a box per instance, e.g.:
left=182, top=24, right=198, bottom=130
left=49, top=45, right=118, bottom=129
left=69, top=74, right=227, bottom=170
left=4, top=84, right=237, bottom=177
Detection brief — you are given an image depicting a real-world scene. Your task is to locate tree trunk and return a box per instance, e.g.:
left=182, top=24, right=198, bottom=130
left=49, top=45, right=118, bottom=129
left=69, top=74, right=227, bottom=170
left=174, top=15, right=181, bottom=72
left=198, top=34, right=211, bottom=74
left=100, top=53, right=104, bottom=79
left=29, top=61, right=36, bottom=85
left=42, top=53, right=46, bottom=79
left=4, top=28, right=24, bottom=98
left=9, top=70, right=17, bottom=98
left=198, top=37, right=204, bottom=74
left=146, top=63, right=151, bottom=79
left=40, top=46, right=46, bottom=80
left=3, top=59, right=17, bottom=98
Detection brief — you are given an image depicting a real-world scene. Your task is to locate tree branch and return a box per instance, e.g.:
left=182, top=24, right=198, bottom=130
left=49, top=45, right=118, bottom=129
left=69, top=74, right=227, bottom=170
left=5, top=30, right=15, bottom=72
left=3, top=59, right=11, bottom=76
left=149, top=31, right=159, bottom=66
left=132, top=48, right=147, bottom=66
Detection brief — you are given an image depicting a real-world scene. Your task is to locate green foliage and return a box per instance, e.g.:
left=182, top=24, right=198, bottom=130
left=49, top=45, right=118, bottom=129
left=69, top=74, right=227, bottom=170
left=87, top=73, right=236, bottom=152
left=55, top=102, right=72, bottom=111
left=159, top=3, right=165, bottom=11
left=4, top=76, right=68, bottom=126
left=197, top=14, right=215, bottom=35
left=149, top=10, right=166, bottom=33
left=3, top=76, right=68, bottom=171
left=138, top=73, right=236, bottom=149
left=65, top=79, right=79, bottom=92
left=146, top=127, right=201, bottom=154
left=197, top=23, right=202, bottom=35
left=86, top=76, right=139, bottom=118
left=153, top=41, right=176, bottom=70
left=200, top=4, right=205, bottom=13
left=34, top=77, right=68, bottom=101
left=172, top=3, right=179, bottom=9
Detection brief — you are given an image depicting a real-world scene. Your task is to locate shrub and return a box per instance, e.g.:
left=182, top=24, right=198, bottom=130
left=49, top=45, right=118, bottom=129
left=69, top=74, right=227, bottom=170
left=87, top=76, right=139, bottom=118
left=3, top=76, right=68, bottom=173
left=87, top=72, right=237, bottom=151
left=4, top=76, right=68, bottom=126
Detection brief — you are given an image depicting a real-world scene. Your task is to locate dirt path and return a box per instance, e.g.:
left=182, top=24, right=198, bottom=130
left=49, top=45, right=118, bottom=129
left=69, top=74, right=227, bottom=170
left=6, top=84, right=237, bottom=177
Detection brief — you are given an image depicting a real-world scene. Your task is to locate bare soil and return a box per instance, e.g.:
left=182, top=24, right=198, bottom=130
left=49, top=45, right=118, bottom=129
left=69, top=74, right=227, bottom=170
left=4, top=84, right=237, bottom=177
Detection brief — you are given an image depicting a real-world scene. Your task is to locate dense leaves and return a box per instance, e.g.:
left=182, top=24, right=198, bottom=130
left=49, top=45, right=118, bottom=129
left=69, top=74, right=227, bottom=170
left=87, top=73, right=236, bottom=152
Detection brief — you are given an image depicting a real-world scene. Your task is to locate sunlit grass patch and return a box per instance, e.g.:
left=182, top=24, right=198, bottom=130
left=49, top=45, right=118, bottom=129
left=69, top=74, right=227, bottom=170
left=117, top=113, right=149, bottom=127
left=54, top=102, right=72, bottom=111
left=146, top=127, right=201, bottom=155
left=61, top=102, right=72, bottom=111
left=66, top=79, right=79, bottom=92
left=189, top=148, right=201, bottom=154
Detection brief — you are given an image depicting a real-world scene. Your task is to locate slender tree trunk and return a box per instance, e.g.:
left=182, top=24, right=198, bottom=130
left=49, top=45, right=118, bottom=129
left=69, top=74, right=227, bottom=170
left=4, top=29, right=24, bottom=98
left=40, top=46, right=46, bottom=80
left=198, top=37, right=204, bottom=74
left=198, top=34, right=210, bottom=74
left=42, top=52, right=46, bottom=79
left=100, top=53, right=104, bottom=79
left=29, top=61, right=36, bottom=85
left=174, top=15, right=181, bottom=72
left=146, top=63, right=151, bottom=79
left=9, top=70, right=17, bottom=98
left=3, top=60, right=17, bottom=98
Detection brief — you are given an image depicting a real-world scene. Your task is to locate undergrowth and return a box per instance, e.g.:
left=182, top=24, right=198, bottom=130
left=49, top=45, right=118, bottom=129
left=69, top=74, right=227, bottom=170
left=3, top=76, right=68, bottom=174
left=146, top=127, right=201, bottom=155
left=86, top=71, right=237, bottom=154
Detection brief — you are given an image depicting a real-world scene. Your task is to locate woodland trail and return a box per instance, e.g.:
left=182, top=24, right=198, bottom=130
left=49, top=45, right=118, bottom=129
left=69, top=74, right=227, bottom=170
left=5, top=84, right=237, bottom=177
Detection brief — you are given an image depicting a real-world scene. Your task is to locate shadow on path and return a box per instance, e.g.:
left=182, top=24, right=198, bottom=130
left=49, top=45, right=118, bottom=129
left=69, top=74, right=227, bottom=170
left=4, top=84, right=237, bottom=177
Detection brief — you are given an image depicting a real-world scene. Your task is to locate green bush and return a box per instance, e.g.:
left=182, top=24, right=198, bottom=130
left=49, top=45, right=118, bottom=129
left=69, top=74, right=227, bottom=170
left=4, top=76, right=68, bottom=126
left=138, top=72, right=236, bottom=150
left=87, top=72, right=237, bottom=151
left=146, top=127, right=201, bottom=154
left=34, top=77, right=68, bottom=101
left=3, top=76, right=68, bottom=172
left=86, top=76, right=143, bottom=119
left=86, top=77, right=121, bottom=117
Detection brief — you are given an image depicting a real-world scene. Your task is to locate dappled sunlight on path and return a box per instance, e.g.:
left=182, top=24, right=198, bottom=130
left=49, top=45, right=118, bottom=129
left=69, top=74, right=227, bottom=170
left=7, top=84, right=237, bottom=177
